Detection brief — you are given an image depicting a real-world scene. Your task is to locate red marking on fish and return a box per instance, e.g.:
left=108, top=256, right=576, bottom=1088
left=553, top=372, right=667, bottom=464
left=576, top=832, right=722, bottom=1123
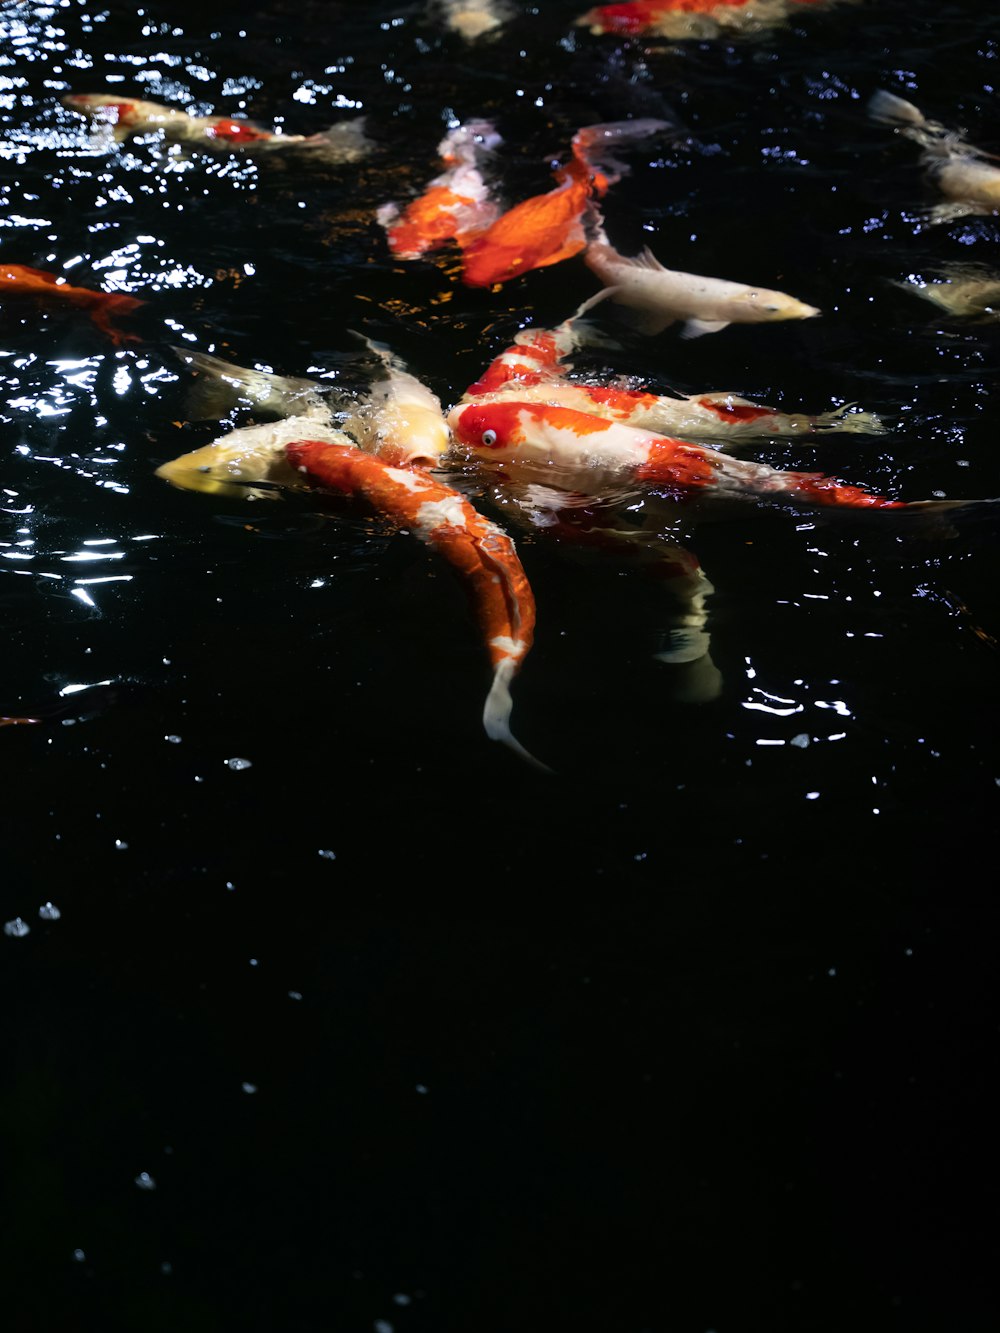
left=205, top=119, right=274, bottom=144
left=695, top=396, right=778, bottom=422
left=581, top=385, right=661, bottom=419
left=463, top=332, right=564, bottom=396
left=581, top=0, right=753, bottom=33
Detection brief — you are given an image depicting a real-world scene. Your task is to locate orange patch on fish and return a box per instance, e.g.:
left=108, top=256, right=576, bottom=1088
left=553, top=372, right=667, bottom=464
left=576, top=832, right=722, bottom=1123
left=386, top=184, right=480, bottom=257
left=457, top=167, right=592, bottom=288
left=205, top=119, right=273, bottom=144
left=695, top=396, right=778, bottom=423
left=581, top=385, right=661, bottom=419
left=633, top=436, right=720, bottom=488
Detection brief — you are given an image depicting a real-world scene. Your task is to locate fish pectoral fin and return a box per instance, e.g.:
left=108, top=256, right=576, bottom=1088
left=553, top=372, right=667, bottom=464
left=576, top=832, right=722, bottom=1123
left=679, top=318, right=731, bottom=339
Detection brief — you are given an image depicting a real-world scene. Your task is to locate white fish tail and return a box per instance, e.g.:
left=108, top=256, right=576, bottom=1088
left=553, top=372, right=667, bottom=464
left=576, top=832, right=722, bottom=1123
left=172, top=347, right=333, bottom=422
left=811, top=404, right=888, bottom=436
left=299, top=115, right=370, bottom=162
left=483, top=659, right=552, bottom=773
left=868, top=89, right=956, bottom=151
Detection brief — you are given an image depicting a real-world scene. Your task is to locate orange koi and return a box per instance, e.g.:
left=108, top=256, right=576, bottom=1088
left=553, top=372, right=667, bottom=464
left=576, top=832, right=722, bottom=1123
left=447, top=400, right=907, bottom=510
left=458, top=119, right=671, bottom=289
left=284, top=439, right=547, bottom=770
left=0, top=262, right=144, bottom=345
left=377, top=120, right=503, bottom=260
left=575, top=0, right=831, bottom=40
left=62, top=93, right=369, bottom=161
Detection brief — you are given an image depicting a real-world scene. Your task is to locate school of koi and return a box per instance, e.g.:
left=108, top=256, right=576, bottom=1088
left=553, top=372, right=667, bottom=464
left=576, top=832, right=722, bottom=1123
left=5, top=0, right=999, bottom=767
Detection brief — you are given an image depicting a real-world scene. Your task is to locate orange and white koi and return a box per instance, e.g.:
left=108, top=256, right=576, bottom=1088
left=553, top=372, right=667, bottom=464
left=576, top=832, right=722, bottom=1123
left=584, top=215, right=821, bottom=338
left=0, top=262, right=144, bottom=345
left=62, top=93, right=369, bottom=161
left=868, top=89, right=1000, bottom=223
left=458, top=118, right=671, bottom=289
left=377, top=119, right=503, bottom=261
left=574, top=0, right=840, bottom=41
left=447, top=399, right=907, bottom=511
left=285, top=438, right=545, bottom=770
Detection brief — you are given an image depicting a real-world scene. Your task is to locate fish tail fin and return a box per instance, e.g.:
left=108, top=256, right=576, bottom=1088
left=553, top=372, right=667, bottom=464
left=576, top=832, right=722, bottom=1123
left=572, top=117, right=674, bottom=191
left=557, top=287, right=623, bottom=351
left=483, top=659, right=552, bottom=773
left=811, top=403, right=889, bottom=436
left=868, top=89, right=955, bottom=148
left=172, top=347, right=331, bottom=420
left=89, top=292, right=146, bottom=344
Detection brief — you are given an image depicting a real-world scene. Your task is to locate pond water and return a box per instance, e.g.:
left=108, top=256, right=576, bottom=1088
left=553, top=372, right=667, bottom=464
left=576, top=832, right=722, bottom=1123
left=1, top=1, right=997, bottom=1329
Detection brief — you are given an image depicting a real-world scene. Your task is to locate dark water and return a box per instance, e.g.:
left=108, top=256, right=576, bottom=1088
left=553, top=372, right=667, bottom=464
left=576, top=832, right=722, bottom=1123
left=1, top=1, right=998, bottom=1329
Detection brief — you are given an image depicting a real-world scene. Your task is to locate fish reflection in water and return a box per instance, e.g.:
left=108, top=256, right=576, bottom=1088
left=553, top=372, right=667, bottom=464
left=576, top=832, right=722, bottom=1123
left=1, top=263, right=145, bottom=346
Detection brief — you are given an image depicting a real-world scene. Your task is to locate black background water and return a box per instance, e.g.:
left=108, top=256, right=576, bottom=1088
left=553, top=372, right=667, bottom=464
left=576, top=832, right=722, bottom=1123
left=1, top=1, right=997, bottom=1329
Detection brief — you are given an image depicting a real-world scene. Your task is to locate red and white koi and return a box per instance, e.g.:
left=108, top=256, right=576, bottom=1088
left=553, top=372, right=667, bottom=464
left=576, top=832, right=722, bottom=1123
left=574, top=0, right=845, bottom=41
left=377, top=119, right=503, bottom=261
left=868, top=89, right=1000, bottom=224
left=62, top=93, right=369, bottom=161
left=584, top=214, right=821, bottom=338
left=0, top=262, right=144, bottom=345
left=458, top=118, right=671, bottom=288
left=447, top=399, right=907, bottom=511
left=285, top=439, right=546, bottom=770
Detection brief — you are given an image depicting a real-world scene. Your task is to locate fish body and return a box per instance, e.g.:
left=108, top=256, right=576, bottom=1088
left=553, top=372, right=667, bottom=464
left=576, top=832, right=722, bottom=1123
left=377, top=119, right=502, bottom=260
left=435, top=0, right=512, bottom=38
left=63, top=93, right=369, bottom=160
left=447, top=400, right=904, bottom=510
left=868, top=89, right=1000, bottom=219
left=458, top=118, right=671, bottom=288
left=584, top=218, right=821, bottom=337
left=0, top=262, right=144, bottom=344
left=343, top=335, right=452, bottom=468
left=285, top=439, right=545, bottom=770
left=575, top=0, right=830, bottom=40
left=895, top=265, right=1000, bottom=320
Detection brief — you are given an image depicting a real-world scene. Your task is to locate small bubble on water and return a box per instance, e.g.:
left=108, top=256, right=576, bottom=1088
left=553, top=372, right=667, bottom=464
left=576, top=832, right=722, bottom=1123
left=72, top=1248, right=86, bottom=1263
left=165, top=734, right=182, bottom=744
left=288, top=991, right=303, bottom=1001
left=115, top=839, right=129, bottom=850
left=415, top=1084, right=428, bottom=1095
left=134, top=1172, right=156, bottom=1191
left=161, top=1261, right=173, bottom=1275
left=790, top=733, right=810, bottom=748
left=318, top=849, right=336, bottom=860
left=226, top=757, right=252, bottom=771
left=4, top=917, right=30, bottom=938
left=374, top=1322, right=394, bottom=1333
left=39, top=902, right=61, bottom=921
left=393, top=1293, right=412, bottom=1306
left=241, top=1082, right=258, bottom=1095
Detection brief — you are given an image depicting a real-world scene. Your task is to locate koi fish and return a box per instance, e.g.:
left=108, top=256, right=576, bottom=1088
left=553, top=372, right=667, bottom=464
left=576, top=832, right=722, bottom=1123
left=461, top=295, right=881, bottom=438
left=583, top=214, right=821, bottom=337
left=868, top=89, right=1000, bottom=223
left=458, top=118, right=672, bottom=288
left=446, top=399, right=908, bottom=511
left=434, top=0, right=512, bottom=39
left=285, top=438, right=546, bottom=771
left=893, top=264, right=1000, bottom=320
left=574, top=0, right=839, bottom=41
left=377, top=119, right=503, bottom=261
left=156, top=338, right=450, bottom=496
left=342, top=333, right=452, bottom=468
left=0, top=262, right=144, bottom=345
left=62, top=92, right=370, bottom=161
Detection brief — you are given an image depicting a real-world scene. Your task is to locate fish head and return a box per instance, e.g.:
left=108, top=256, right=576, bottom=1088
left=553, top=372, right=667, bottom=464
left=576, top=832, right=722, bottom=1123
left=446, top=400, right=529, bottom=455
left=370, top=401, right=452, bottom=468
left=734, top=288, right=822, bottom=323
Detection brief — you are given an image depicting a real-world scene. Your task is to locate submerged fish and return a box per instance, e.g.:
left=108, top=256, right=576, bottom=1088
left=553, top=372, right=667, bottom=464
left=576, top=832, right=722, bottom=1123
left=447, top=399, right=907, bottom=510
left=377, top=119, right=503, bottom=261
left=583, top=213, right=821, bottom=337
left=868, top=89, right=1000, bottom=223
left=342, top=334, right=452, bottom=468
left=434, top=0, right=512, bottom=39
left=0, top=262, right=145, bottom=345
left=458, top=118, right=672, bottom=288
left=63, top=92, right=370, bottom=161
left=894, top=265, right=1000, bottom=320
left=285, top=438, right=546, bottom=770
left=574, top=0, right=844, bottom=40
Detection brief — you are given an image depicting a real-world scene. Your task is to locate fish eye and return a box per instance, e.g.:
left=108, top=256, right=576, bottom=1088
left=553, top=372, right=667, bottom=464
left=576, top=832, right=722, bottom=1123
left=481, top=428, right=497, bottom=446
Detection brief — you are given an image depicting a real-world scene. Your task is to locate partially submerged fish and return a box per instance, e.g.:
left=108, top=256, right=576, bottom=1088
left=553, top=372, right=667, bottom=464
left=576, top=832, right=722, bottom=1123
left=434, top=0, right=512, bottom=39
left=0, top=262, right=145, bottom=345
left=458, top=118, right=672, bottom=288
left=583, top=215, right=821, bottom=337
left=574, top=0, right=845, bottom=41
left=893, top=265, right=1000, bottom=320
left=868, top=89, right=1000, bottom=223
left=342, top=334, right=452, bottom=468
left=63, top=92, right=370, bottom=161
left=377, top=119, right=503, bottom=261
left=285, top=438, right=546, bottom=770
left=447, top=399, right=907, bottom=510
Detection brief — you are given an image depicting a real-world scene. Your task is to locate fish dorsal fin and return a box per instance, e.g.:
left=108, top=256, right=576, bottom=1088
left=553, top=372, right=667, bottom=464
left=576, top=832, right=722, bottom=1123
left=634, top=246, right=667, bottom=273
